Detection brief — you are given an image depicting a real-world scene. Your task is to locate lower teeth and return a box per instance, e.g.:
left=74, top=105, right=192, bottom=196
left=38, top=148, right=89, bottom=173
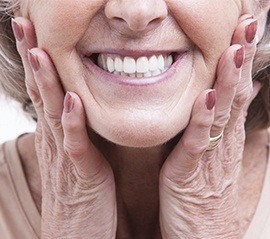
left=111, top=68, right=169, bottom=78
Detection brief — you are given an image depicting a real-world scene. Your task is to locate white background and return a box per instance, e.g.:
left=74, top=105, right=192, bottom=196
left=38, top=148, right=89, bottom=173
left=0, top=95, right=36, bottom=144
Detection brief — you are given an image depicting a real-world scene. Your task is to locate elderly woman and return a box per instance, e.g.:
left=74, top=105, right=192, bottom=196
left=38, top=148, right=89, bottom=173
left=0, top=0, right=269, bottom=238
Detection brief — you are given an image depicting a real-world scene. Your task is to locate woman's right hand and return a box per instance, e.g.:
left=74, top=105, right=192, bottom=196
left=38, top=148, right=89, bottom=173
left=12, top=17, right=117, bottom=239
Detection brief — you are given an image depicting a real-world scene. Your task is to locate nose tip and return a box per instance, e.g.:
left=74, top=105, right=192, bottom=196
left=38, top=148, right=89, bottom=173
left=105, top=0, right=168, bottom=32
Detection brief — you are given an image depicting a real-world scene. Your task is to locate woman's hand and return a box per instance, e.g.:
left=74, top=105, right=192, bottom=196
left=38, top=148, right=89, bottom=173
left=159, top=16, right=260, bottom=239
left=12, top=17, right=117, bottom=239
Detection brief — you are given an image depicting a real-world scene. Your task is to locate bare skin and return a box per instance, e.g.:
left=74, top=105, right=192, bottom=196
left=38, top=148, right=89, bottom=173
left=17, top=129, right=269, bottom=238
left=10, top=1, right=270, bottom=238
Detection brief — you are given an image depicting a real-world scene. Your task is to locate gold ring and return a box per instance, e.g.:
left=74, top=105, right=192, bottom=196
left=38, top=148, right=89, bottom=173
left=206, top=131, right=224, bottom=151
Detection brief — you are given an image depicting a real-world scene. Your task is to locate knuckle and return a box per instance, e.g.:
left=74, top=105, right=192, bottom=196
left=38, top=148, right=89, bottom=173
left=17, top=45, right=27, bottom=59
left=44, top=109, right=62, bottom=130
left=211, top=122, right=225, bottom=134
left=244, top=51, right=256, bottom=63
left=43, top=136, right=58, bottom=164
left=213, top=111, right=230, bottom=128
left=63, top=118, right=82, bottom=132
left=25, top=83, right=43, bottom=109
left=63, top=141, right=88, bottom=159
left=233, top=85, right=253, bottom=109
left=57, top=161, right=75, bottom=183
left=194, top=116, right=213, bottom=128
left=222, top=143, right=241, bottom=172
left=216, top=75, right=239, bottom=89
left=25, top=79, right=36, bottom=92
left=161, top=160, right=202, bottom=187
left=181, top=138, right=207, bottom=156
left=35, top=126, right=43, bottom=141
left=36, top=76, right=54, bottom=92
left=34, top=98, right=44, bottom=110
left=49, top=119, right=63, bottom=131
left=26, top=83, right=39, bottom=99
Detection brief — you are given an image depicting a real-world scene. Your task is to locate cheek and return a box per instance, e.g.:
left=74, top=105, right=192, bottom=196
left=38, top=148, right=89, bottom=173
left=169, top=0, right=240, bottom=61
left=25, top=1, right=107, bottom=93
left=29, top=0, right=104, bottom=53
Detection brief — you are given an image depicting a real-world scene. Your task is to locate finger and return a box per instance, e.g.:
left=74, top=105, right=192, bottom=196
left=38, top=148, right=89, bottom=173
left=229, top=19, right=258, bottom=125
left=235, top=81, right=262, bottom=132
left=210, top=45, right=244, bottom=137
left=11, top=17, right=37, bottom=65
left=161, top=90, right=216, bottom=184
left=12, top=18, right=60, bottom=181
left=11, top=17, right=43, bottom=116
left=243, top=81, right=262, bottom=114
left=28, top=48, right=65, bottom=144
left=62, top=92, right=110, bottom=180
left=232, top=18, right=257, bottom=78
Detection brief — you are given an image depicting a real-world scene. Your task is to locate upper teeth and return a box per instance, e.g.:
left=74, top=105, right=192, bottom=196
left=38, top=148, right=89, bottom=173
left=97, top=54, right=173, bottom=77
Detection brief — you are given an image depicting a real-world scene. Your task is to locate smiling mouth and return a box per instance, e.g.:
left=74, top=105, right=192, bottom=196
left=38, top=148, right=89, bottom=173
left=83, top=50, right=189, bottom=86
left=87, top=52, right=178, bottom=78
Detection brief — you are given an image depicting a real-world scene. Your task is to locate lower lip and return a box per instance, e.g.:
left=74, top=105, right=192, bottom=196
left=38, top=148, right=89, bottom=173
left=83, top=52, right=189, bottom=86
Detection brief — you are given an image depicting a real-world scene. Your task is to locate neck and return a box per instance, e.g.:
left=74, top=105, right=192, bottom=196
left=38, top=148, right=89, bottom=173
left=88, top=130, right=179, bottom=237
left=88, top=129, right=181, bottom=181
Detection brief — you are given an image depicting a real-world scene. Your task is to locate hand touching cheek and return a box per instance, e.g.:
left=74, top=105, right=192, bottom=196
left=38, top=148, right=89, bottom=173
left=159, top=17, right=258, bottom=239
left=12, top=17, right=117, bottom=239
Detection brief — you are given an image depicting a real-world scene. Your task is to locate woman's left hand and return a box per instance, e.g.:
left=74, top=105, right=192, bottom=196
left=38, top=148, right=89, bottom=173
left=159, top=17, right=260, bottom=239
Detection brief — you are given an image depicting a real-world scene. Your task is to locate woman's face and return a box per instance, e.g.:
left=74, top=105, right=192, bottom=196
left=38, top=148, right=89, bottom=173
left=22, top=0, right=257, bottom=147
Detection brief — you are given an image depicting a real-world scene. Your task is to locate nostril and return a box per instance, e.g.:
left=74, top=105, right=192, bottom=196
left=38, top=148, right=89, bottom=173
left=114, top=17, right=125, bottom=22
left=149, top=17, right=162, bottom=26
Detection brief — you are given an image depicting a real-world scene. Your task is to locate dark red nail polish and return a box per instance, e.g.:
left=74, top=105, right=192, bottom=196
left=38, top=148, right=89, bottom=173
left=11, top=18, right=24, bottom=41
left=206, top=90, right=216, bottom=110
left=234, top=46, right=245, bottom=69
left=28, top=50, right=40, bottom=72
left=245, top=20, right=258, bottom=43
left=64, top=92, right=74, bottom=113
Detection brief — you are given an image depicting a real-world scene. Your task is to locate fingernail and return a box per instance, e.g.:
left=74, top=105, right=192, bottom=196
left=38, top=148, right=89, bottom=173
left=64, top=92, right=75, bottom=113
left=11, top=18, right=24, bottom=42
left=206, top=90, right=216, bottom=110
left=245, top=20, right=258, bottom=44
left=27, top=50, right=40, bottom=72
left=234, top=46, right=245, bottom=69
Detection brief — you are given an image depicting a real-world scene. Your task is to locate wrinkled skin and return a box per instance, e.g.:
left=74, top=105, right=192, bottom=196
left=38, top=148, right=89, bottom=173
left=20, top=0, right=268, bottom=147
left=11, top=0, right=270, bottom=238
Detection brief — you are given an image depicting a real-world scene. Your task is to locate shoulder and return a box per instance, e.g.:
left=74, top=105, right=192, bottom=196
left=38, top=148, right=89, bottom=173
left=0, top=139, right=16, bottom=167
left=0, top=133, right=33, bottom=172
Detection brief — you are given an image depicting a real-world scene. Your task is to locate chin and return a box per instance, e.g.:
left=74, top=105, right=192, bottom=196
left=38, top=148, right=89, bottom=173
left=88, top=114, right=189, bottom=148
